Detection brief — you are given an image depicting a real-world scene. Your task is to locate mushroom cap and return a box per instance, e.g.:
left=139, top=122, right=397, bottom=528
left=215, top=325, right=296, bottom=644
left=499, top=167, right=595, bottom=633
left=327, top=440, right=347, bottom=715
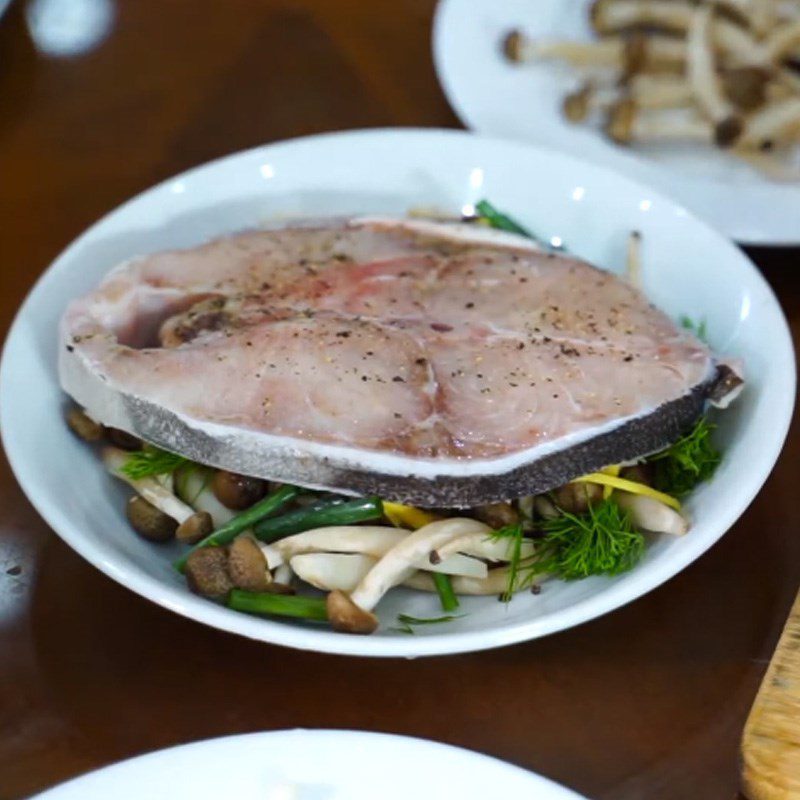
left=66, top=407, right=104, bottom=442
left=502, top=29, right=527, bottom=63
left=211, top=470, right=267, bottom=510
left=125, top=495, right=177, bottom=543
left=185, top=547, right=234, bottom=599
left=228, top=535, right=272, bottom=592
left=714, top=114, right=743, bottom=147
left=326, top=590, right=379, bottom=635
left=176, top=511, right=214, bottom=544
left=606, top=97, right=636, bottom=144
left=562, top=86, right=591, bottom=122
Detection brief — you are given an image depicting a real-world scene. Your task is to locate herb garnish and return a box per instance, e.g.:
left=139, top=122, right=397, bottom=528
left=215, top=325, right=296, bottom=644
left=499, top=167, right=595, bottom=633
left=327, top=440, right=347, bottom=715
left=393, top=613, right=464, bottom=634
left=120, top=445, right=188, bottom=480
left=475, top=199, right=536, bottom=239
left=492, top=500, right=645, bottom=600
left=647, top=416, right=721, bottom=497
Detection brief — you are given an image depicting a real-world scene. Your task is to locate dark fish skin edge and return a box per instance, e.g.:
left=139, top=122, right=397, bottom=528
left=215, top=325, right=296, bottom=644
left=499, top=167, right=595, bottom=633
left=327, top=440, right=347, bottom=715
left=118, top=372, right=718, bottom=508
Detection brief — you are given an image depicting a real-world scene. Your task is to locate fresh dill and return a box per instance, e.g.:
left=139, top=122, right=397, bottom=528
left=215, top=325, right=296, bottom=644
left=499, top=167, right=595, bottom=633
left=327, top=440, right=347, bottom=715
left=492, top=500, right=645, bottom=599
left=120, top=445, right=188, bottom=480
left=647, top=416, right=721, bottom=497
left=680, top=315, right=708, bottom=342
left=535, top=499, right=644, bottom=580
left=393, top=613, right=464, bottom=634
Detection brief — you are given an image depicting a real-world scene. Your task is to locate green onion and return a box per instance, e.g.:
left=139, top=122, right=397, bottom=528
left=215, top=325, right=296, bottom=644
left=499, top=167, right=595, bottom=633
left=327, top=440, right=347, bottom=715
left=228, top=590, right=328, bottom=621
left=253, top=496, right=383, bottom=543
left=393, top=613, right=464, bottom=634
left=174, top=484, right=299, bottom=572
left=432, top=572, right=459, bottom=612
left=475, top=199, right=537, bottom=240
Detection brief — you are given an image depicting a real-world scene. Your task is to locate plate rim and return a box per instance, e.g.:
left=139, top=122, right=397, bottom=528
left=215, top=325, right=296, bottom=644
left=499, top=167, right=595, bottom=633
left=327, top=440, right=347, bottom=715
left=1, top=126, right=795, bottom=658
left=29, top=728, right=586, bottom=799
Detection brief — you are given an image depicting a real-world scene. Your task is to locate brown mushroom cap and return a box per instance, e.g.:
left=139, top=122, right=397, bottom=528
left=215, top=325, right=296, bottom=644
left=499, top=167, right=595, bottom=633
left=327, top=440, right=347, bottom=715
left=185, top=547, right=234, bottom=599
left=326, top=590, right=379, bottom=634
left=552, top=481, right=603, bottom=514
left=502, top=29, right=527, bottom=63
left=176, top=511, right=214, bottom=544
left=714, top=114, right=743, bottom=147
left=606, top=97, right=636, bottom=144
left=228, top=535, right=272, bottom=592
left=474, top=502, right=520, bottom=528
left=211, top=470, right=268, bottom=510
left=722, top=67, right=768, bottom=111
left=66, top=407, right=104, bottom=442
left=620, top=463, right=654, bottom=486
left=105, top=428, right=141, bottom=451
left=562, top=85, right=592, bottom=122
left=125, top=495, right=178, bottom=543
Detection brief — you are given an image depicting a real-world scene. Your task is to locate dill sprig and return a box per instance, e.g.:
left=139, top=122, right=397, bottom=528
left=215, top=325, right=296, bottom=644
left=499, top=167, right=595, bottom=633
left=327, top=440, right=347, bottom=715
left=491, top=500, right=645, bottom=599
left=647, top=416, right=721, bottom=497
left=535, top=499, right=644, bottom=580
left=120, top=445, right=188, bottom=480
left=393, top=613, right=464, bottom=634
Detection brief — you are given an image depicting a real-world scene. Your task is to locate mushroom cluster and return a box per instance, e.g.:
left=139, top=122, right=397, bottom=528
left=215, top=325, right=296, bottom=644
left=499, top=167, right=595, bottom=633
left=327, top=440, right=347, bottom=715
left=504, top=0, right=800, bottom=178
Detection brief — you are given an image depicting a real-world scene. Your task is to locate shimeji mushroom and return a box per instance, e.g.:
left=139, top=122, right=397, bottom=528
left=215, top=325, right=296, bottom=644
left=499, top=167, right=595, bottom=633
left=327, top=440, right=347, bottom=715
left=291, top=553, right=378, bottom=593
left=606, top=99, right=715, bottom=145
left=228, top=535, right=273, bottom=592
left=103, top=446, right=213, bottom=542
left=326, top=518, right=489, bottom=632
left=66, top=407, right=104, bottom=442
left=626, top=230, right=642, bottom=288
left=405, top=567, right=526, bottom=596
left=504, top=30, right=686, bottom=71
left=615, top=492, right=688, bottom=535
left=125, top=495, right=177, bottom=542
left=267, top=525, right=488, bottom=578
left=175, top=466, right=236, bottom=528
left=211, top=470, right=267, bottom=510
left=740, top=96, right=800, bottom=147
left=687, top=6, right=743, bottom=146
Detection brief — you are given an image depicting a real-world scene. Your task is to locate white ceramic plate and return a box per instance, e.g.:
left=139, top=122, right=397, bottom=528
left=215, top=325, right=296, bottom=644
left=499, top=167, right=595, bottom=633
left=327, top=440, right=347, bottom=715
left=0, top=128, right=793, bottom=657
left=29, top=729, right=587, bottom=799
left=433, top=0, right=800, bottom=245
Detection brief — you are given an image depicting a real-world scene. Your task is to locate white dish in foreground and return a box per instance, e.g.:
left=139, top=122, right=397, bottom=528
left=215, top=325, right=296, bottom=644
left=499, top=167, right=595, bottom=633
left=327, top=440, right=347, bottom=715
left=29, top=729, right=587, bottom=799
left=433, top=0, right=800, bottom=245
left=0, top=128, right=793, bottom=657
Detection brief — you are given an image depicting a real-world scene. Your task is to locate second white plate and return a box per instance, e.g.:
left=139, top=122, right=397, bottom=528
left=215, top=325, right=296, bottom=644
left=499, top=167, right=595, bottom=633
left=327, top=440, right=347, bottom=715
left=433, top=0, right=800, bottom=245
left=31, top=730, right=587, bottom=800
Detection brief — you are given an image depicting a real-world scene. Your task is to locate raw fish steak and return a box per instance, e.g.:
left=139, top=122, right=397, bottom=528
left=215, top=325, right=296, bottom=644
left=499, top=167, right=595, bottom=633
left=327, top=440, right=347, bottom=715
left=60, top=218, right=728, bottom=505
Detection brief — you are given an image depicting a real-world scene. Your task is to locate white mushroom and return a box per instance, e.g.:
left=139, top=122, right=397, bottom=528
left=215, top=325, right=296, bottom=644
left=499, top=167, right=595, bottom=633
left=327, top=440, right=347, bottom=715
left=606, top=100, right=715, bottom=145
left=103, top=446, right=196, bottom=524
left=740, top=96, right=800, bottom=146
left=615, top=492, right=688, bottom=535
left=534, top=495, right=560, bottom=520
left=174, top=466, right=236, bottom=528
left=273, top=561, right=294, bottom=586
left=337, top=518, right=488, bottom=618
left=626, top=230, right=642, bottom=288
left=405, top=567, right=546, bottom=596
left=292, top=553, right=377, bottom=593
left=432, top=530, right=535, bottom=564
left=687, top=6, right=743, bottom=146
left=270, top=525, right=488, bottom=578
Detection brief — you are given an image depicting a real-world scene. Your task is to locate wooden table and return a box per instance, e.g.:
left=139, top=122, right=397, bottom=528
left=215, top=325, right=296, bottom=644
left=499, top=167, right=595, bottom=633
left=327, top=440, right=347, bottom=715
left=1, top=2, right=797, bottom=797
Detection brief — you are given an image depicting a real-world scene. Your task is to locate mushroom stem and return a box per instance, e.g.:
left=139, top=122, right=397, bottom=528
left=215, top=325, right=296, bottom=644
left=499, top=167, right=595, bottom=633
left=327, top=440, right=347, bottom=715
left=740, top=96, right=800, bottom=146
left=349, top=518, right=490, bottom=613
left=405, top=567, right=538, bottom=596
left=103, top=446, right=196, bottom=524
left=626, top=230, right=642, bottom=288
left=615, top=492, right=688, bottom=535
left=687, top=6, right=743, bottom=146
left=606, top=100, right=715, bottom=145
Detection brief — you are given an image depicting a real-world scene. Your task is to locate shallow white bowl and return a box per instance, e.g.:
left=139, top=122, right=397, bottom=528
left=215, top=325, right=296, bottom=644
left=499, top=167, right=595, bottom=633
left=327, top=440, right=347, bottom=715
left=433, top=0, right=800, bottom=245
left=30, top=729, right=586, bottom=799
left=0, top=128, right=793, bottom=657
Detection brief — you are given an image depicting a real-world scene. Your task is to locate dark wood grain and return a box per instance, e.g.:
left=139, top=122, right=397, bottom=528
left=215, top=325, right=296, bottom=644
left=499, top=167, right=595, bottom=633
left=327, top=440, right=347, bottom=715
left=0, top=1, right=797, bottom=798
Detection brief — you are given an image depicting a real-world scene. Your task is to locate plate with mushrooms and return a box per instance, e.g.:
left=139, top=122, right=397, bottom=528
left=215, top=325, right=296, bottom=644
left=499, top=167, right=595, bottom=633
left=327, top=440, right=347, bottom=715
left=0, top=128, right=793, bottom=656
left=30, top=730, right=588, bottom=799
left=433, top=0, right=800, bottom=244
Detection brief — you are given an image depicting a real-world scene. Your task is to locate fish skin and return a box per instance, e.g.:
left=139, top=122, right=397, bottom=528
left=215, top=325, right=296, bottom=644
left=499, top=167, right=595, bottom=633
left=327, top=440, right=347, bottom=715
left=60, top=218, right=719, bottom=505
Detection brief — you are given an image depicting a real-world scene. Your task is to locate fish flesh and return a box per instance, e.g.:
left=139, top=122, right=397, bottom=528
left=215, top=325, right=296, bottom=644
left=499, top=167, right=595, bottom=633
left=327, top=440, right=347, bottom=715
left=60, top=218, right=733, bottom=506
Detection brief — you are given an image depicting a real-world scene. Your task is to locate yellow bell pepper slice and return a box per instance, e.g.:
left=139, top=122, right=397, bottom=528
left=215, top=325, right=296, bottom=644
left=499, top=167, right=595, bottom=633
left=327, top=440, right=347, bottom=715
left=382, top=501, right=440, bottom=530
left=571, top=473, right=681, bottom=511
left=599, top=464, right=621, bottom=499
